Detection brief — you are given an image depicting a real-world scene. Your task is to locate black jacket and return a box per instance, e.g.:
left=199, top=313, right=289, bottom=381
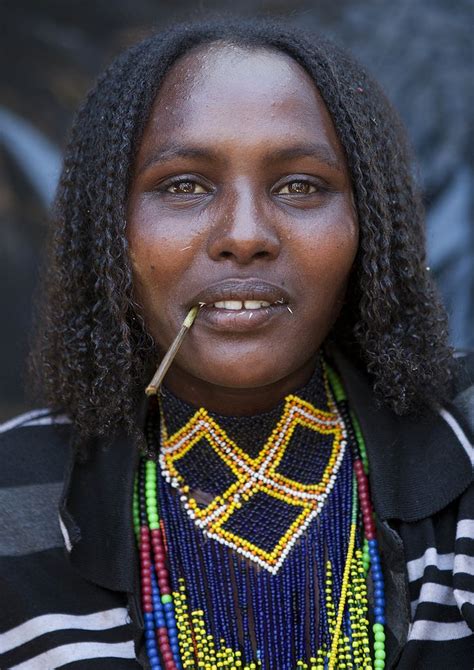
left=0, top=351, right=473, bottom=669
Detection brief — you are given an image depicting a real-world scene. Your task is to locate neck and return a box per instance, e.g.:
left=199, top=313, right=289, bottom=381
left=161, top=353, right=321, bottom=416
left=158, top=353, right=329, bottom=462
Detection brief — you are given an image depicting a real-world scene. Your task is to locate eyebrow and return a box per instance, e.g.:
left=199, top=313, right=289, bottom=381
left=138, top=141, right=343, bottom=174
left=269, top=143, right=343, bottom=172
left=138, top=145, right=217, bottom=175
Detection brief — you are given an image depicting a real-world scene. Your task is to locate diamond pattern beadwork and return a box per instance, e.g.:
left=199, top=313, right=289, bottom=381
left=159, top=392, right=346, bottom=574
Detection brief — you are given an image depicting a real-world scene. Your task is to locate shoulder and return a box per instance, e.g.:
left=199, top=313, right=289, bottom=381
left=0, top=408, right=73, bottom=557
left=450, top=351, right=474, bottom=442
left=438, top=351, right=474, bottom=471
left=0, top=407, right=72, bottom=444
left=0, top=408, right=73, bottom=485
left=0, top=407, right=72, bottom=435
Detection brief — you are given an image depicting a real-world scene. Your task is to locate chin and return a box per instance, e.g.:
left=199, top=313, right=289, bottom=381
left=179, top=347, right=308, bottom=391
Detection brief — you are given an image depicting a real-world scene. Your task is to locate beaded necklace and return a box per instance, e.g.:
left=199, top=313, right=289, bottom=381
left=133, top=362, right=386, bottom=669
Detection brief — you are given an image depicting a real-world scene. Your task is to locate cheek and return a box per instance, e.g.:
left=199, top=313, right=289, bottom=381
left=126, top=202, right=207, bottom=348
left=126, top=233, right=175, bottom=339
left=128, top=232, right=164, bottom=299
left=295, top=208, right=358, bottom=314
left=127, top=208, right=188, bottom=299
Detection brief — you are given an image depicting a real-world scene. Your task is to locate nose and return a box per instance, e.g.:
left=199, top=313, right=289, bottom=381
left=206, top=184, right=281, bottom=265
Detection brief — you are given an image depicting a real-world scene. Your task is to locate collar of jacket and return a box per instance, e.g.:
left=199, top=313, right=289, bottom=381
left=331, top=346, right=473, bottom=522
left=58, top=349, right=473, bottom=593
left=58, top=398, right=147, bottom=593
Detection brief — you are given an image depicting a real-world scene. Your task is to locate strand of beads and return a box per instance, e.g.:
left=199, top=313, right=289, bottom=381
left=347, top=548, right=372, bottom=666
left=351, top=420, right=386, bottom=670
left=327, top=473, right=357, bottom=669
left=325, top=362, right=386, bottom=670
left=134, top=454, right=182, bottom=670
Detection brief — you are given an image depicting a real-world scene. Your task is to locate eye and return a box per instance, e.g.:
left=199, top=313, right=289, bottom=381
left=276, top=180, right=318, bottom=195
left=165, top=179, right=208, bottom=195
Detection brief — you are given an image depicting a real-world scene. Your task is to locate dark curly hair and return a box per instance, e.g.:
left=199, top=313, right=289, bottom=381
left=28, top=18, right=454, bottom=453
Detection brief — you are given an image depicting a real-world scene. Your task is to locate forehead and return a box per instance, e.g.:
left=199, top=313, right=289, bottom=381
left=138, top=43, right=345, bottom=163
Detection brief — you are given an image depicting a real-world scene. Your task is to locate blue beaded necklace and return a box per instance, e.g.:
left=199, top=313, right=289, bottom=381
left=133, top=362, right=386, bottom=669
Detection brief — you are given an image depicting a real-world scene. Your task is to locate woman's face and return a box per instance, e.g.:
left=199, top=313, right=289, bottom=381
left=127, top=44, right=358, bottom=411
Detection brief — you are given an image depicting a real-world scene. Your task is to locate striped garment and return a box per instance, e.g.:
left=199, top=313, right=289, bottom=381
left=396, top=486, right=474, bottom=666
left=0, top=350, right=473, bottom=669
left=0, top=409, right=137, bottom=669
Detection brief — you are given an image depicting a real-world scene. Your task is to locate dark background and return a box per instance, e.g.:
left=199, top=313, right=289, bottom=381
left=1, top=0, right=473, bottom=421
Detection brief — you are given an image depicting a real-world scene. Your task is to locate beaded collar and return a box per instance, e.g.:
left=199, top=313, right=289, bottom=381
left=133, top=360, right=386, bottom=669
left=157, top=359, right=344, bottom=574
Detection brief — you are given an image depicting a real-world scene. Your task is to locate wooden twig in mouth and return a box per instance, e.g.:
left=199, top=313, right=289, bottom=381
left=145, top=306, right=200, bottom=396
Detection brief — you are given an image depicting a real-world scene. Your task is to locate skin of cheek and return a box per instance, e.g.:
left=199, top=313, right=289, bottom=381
left=128, top=219, right=193, bottom=351
left=289, top=204, right=358, bottom=348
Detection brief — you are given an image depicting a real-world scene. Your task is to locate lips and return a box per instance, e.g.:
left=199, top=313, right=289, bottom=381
left=188, top=279, right=291, bottom=333
left=190, top=279, right=290, bottom=308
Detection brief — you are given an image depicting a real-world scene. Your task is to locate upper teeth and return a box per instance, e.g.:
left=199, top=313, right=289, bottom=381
left=213, top=300, right=271, bottom=310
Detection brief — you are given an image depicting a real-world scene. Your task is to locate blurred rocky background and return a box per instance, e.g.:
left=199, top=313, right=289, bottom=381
left=1, top=0, right=473, bottom=420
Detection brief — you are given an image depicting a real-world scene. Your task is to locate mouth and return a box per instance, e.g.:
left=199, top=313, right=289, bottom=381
left=189, top=279, right=292, bottom=332
left=207, top=298, right=284, bottom=310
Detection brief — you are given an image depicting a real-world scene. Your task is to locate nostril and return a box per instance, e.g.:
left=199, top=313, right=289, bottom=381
left=254, top=251, right=269, bottom=259
left=220, top=251, right=233, bottom=259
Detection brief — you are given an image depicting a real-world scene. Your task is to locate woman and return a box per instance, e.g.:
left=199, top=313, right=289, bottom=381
left=1, top=19, right=472, bottom=670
